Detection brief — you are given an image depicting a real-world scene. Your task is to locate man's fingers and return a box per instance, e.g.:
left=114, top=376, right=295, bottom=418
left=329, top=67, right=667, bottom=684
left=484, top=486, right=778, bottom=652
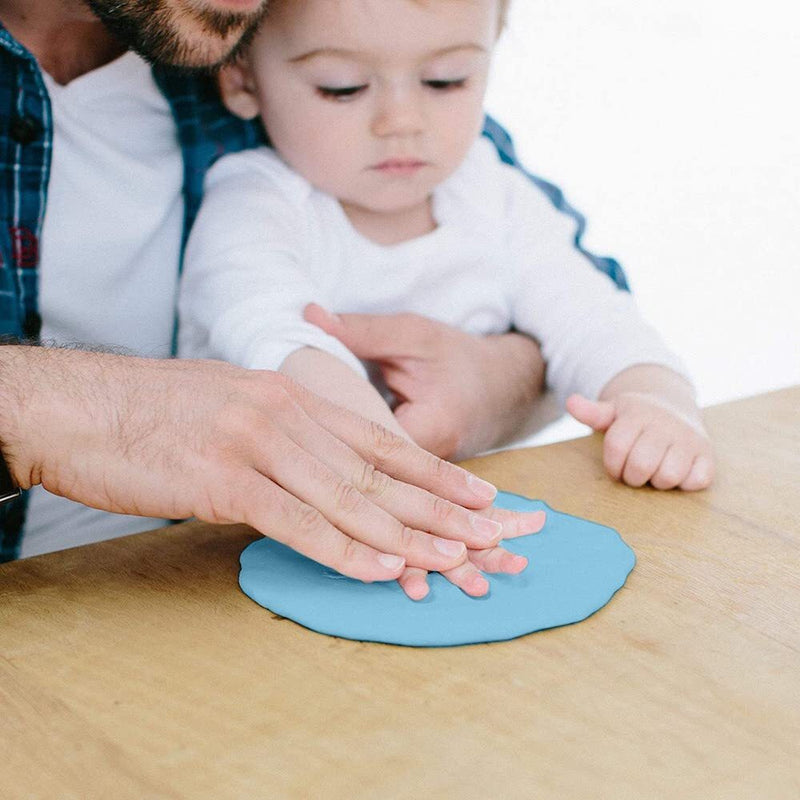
left=566, top=394, right=616, bottom=432
left=274, top=385, right=508, bottom=550
left=239, top=471, right=406, bottom=584
left=350, top=473, right=507, bottom=550
left=474, top=506, right=546, bottom=539
left=291, top=384, right=545, bottom=546
left=303, top=303, right=428, bottom=360
left=254, top=433, right=469, bottom=573
left=293, top=383, right=499, bottom=510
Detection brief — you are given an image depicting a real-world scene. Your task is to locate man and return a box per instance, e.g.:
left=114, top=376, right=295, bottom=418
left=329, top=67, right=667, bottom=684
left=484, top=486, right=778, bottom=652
left=0, top=0, right=626, bottom=586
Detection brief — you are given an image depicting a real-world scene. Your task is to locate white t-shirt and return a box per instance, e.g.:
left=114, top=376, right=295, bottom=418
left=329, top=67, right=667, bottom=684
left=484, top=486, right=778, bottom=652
left=20, top=51, right=182, bottom=558
left=179, top=139, right=686, bottom=403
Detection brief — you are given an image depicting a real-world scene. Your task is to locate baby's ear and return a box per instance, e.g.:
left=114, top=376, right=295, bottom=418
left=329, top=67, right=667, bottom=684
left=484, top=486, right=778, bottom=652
left=218, top=60, right=261, bottom=120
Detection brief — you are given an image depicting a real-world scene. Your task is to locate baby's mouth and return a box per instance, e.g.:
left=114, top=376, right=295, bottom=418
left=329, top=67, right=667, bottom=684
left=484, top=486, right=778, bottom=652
left=371, top=159, right=429, bottom=176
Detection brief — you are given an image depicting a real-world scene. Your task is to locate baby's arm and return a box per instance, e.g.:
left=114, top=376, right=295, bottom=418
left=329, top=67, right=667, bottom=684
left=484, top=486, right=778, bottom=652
left=496, top=152, right=713, bottom=490
left=279, top=347, right=409, bottom=441
left=566, top=364, right=714, bottom=490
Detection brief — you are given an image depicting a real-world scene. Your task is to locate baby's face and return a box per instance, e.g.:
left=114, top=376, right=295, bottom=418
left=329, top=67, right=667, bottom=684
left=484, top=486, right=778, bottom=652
left=225, top=0, right=499, bottom=217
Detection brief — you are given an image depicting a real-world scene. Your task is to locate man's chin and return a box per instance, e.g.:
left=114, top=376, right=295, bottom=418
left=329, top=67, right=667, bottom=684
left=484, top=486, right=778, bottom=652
left=143, top=27, right=252, bottom=72
left=84, top=0, right=267, bottom=70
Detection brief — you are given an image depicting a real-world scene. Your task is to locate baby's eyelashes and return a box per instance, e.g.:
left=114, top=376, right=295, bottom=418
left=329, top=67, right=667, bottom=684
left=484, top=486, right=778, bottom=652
left=317, top=84, right=368, bottom=101
left=423, top=78, right=468, bottom=91
left=316, top=77, right=469, bottom=102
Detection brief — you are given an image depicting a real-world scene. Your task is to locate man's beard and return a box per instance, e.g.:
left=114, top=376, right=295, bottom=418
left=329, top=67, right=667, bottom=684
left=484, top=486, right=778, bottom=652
left=84, top=0, right=269, bottom=72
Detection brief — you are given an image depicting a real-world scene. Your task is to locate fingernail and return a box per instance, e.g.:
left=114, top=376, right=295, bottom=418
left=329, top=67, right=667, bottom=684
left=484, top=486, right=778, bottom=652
left=467, top=473, right=497, bottom=502
left=409, top=582, right=430, bottom=601
left=377, top=554, right=405, bottom=571
left=509, top=555, right=528, bottom=573
left=470, top=515, right=503, bottom=543
left=523, top=510, right=547, bottom=532
left=433, top=537, right=466, bottom=558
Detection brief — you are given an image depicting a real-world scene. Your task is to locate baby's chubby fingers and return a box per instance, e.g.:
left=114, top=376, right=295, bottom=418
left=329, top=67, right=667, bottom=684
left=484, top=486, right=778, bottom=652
left=398, top=567, right=431, bottom=601
left=680, top=456, right=715, bottom=491
left=602, top=417, right=645, bottom=481
left=621, top=429, right=671, bottom=487
left=650, top=444, right=694, bottom=490
left=612, top=394, right=714, bottom=490
left=468, top=545, right=528, bottom=574
left=398, top=560, right=492, bottom=599
left=440, top=560, right=490, bottom=597
left=398, top=540, right=531, bottom=602
left=398, top=561, right=493, bottom=602
left=566, top=394, right=617, bottom=432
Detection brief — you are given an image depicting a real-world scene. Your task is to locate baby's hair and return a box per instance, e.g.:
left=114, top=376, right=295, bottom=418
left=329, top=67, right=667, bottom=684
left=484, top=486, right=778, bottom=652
left=264, top=0, right=511, bottom=33
left=408, top=0, right=511, bottom=32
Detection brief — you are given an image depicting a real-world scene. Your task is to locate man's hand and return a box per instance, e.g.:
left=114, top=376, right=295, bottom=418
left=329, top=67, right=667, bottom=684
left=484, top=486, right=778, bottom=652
left=279, top=345, right=546, bottom=600
left=0, top=346, right=541, bottom=582
left=303, top=304, right=546, bottom=460
left=565, top=366, right=714, bottom=491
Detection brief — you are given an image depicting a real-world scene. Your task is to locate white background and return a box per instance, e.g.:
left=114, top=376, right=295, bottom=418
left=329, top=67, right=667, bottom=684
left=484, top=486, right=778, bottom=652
left=484, top=0, right=799, bottom=442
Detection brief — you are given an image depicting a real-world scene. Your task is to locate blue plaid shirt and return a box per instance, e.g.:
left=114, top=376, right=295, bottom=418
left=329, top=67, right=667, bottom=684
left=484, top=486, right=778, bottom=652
left=0, top=23, right=627, bottom=561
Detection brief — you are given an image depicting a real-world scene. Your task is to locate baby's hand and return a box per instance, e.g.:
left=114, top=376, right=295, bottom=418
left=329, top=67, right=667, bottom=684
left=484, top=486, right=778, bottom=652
left=398, top=505, right=547, bottom=601
left=566, top=392, right=714, bottom=491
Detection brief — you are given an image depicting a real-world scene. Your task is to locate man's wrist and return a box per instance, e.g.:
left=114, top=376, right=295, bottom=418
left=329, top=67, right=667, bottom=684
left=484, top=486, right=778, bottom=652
left=449, top=332, right=546, bottom=459
left=0, top=345, right=35, bottom=492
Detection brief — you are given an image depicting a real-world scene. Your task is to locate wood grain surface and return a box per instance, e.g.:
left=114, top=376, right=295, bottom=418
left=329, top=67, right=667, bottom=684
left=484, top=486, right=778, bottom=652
left=1, top=387, right=798, bottom=800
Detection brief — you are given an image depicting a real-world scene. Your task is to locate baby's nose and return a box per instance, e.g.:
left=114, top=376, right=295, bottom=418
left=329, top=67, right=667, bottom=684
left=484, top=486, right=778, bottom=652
left=371, top=90, right=425, bottom=138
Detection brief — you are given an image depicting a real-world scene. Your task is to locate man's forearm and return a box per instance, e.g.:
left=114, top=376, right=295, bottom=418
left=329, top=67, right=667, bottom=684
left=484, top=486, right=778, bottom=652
left=483, top=332, right=546, bottom=428
left=448, top=332, right=547, bottom=459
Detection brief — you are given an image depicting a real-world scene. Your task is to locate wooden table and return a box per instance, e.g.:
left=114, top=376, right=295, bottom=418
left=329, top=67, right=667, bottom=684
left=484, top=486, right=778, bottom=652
left=2, top=388, right=799, bottom=799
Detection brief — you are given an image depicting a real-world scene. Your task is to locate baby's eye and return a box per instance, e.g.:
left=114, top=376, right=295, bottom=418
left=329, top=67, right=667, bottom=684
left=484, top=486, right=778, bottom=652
left=423, top=78, right=468, bottom=91
left=316, top=84, right=368, bottom=101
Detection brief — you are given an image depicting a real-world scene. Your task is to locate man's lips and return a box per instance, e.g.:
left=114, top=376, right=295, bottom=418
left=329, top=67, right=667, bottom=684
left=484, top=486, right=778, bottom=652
left=371, top=159, right=429, bottom=176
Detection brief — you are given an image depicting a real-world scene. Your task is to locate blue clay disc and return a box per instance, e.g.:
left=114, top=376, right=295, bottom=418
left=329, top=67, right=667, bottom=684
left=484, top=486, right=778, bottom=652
left=239, top=491, right=635, bottom=647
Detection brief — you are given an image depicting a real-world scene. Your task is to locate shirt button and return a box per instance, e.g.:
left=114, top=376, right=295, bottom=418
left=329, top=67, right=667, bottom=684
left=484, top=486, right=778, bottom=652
left=23, top=311, right=42, bottom=339
left=9, top=115, right=42, bottom=145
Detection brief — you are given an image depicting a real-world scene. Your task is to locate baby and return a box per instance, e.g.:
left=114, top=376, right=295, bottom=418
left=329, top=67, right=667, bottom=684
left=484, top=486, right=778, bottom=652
left=179, top=0, right=714, bottom=597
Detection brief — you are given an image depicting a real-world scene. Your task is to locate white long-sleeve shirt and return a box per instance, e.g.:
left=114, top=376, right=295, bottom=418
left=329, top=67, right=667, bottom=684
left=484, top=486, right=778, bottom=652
left=179, top=137, right=686, bottom=404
